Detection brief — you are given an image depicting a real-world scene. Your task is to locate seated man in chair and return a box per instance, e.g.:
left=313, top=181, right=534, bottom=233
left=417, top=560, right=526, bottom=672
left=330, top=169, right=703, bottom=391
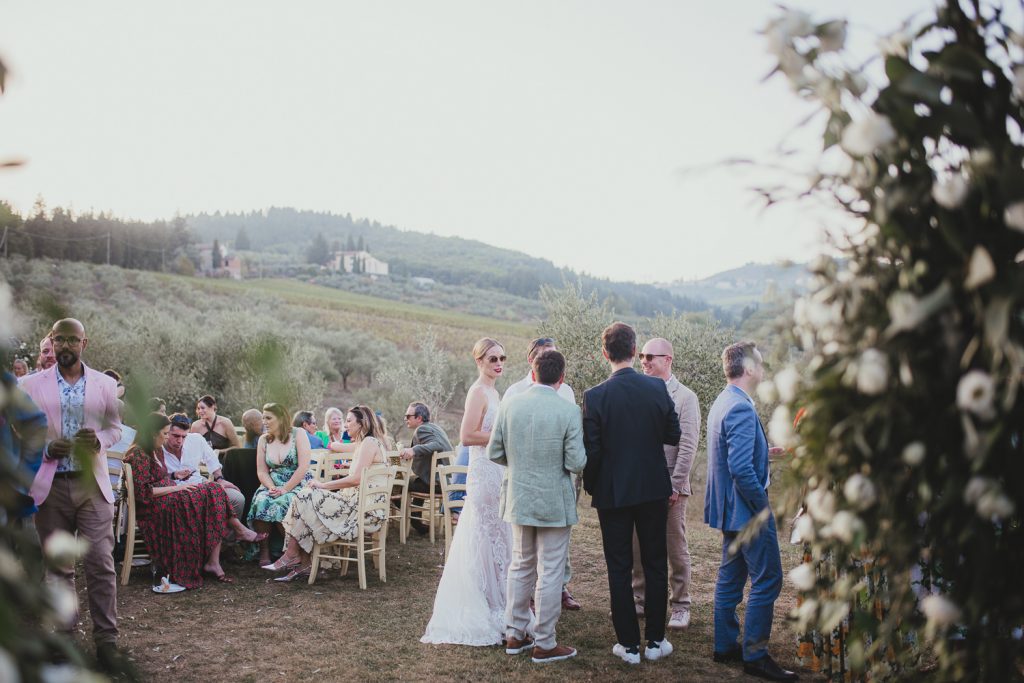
left=399, top=402, right=453, bottom=535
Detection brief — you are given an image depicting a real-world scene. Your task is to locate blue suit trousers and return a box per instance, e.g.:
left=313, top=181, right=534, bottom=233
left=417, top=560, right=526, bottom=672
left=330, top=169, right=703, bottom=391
left=714, top=514, right=782, bottom=662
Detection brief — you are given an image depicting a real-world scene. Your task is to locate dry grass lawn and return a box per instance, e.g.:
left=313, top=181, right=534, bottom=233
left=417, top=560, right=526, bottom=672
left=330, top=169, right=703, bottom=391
left=75, top=463, right=805, bottom=682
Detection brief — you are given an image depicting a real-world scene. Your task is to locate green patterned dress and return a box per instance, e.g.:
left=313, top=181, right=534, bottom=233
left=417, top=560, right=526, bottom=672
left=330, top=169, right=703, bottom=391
left=248, top=428, right=312, bottom=524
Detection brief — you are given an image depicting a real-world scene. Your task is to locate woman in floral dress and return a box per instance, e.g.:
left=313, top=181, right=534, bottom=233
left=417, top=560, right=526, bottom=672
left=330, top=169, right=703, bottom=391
left=248, top=402, right=313, bottom=566
left=125, top=413, right=263, bottom=588
left=267, top=406, right=390, bottom=582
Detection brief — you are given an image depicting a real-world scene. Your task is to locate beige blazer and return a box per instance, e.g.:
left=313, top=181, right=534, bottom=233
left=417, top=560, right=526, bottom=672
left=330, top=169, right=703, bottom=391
left=664, top=375, right=700, bottom=496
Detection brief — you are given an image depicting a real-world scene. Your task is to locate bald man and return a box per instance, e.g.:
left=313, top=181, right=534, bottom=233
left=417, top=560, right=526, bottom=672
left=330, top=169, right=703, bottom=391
left=241, top=408, right=265, bottom=448
left=21, top=318, right=124, bottom=668
left=633, top=337, right=700, bottom=631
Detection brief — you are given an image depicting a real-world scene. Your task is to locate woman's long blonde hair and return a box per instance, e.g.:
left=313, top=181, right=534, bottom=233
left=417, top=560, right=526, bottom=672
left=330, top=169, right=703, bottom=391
left=472, top=337, right=503, bottom=362
left=323, top=406, right=345, bottom=441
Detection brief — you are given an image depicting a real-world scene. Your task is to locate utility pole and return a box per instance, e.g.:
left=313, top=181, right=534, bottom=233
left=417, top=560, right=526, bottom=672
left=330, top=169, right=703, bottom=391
left=106, top=233, right=111, bottom=265
left=1, top=226, right=7, bottom=258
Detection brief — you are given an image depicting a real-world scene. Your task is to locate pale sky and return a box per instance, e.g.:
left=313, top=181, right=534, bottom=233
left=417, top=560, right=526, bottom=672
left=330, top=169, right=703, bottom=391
left=1, top=1, right=926, bottom=282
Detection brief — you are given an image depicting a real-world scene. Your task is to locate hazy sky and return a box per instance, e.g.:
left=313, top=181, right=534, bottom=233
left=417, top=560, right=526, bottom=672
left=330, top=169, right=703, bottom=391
left=1, top=1, right=928, bottom=282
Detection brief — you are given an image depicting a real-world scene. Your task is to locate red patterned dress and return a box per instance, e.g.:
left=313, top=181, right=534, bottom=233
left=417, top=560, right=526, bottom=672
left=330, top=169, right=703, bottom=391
left=125, top=445, right=233, bottom=588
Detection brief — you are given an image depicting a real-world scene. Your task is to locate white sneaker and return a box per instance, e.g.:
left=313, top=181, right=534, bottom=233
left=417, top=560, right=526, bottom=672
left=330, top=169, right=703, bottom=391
left=612, top=643, right=641, bottom=665
left=668, top=608, right=691, bottom=630
left=644, top=638, right=673, bottom=661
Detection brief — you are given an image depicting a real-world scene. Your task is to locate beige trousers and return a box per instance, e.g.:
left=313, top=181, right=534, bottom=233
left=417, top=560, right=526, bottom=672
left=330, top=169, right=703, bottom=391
left=632, top=494, right=691, bottom=609
left=506, top=525, right=572, bottom=650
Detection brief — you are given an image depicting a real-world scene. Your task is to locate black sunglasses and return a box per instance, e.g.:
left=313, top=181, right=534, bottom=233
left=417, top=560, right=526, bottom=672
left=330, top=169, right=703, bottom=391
left=638, top=354, right=668, bottom=362
left=487, top=355, right=507, bottom=363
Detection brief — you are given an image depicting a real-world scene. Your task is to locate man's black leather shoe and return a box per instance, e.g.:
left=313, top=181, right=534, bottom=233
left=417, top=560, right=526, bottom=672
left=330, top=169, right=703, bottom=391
left=712, top=646, right=742, bottom=663
left=743, top=654, right=798, bottom=681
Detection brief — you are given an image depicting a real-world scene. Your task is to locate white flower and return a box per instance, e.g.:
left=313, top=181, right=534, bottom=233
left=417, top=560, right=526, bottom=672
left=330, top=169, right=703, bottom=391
left=769, top=405, right=797, bottom=448
left=817, top=20, right=847, bottom=52
left=0, top=282, right=22, bottom=342
left=843, top=474, right=877, bottom=510
left=824, top=510, right=862, bottom=543
left=855, top=349, right=888, bottom=395
left=0, top=648, right=18, bottom=683
left=932, top=174, right=970, bottom=209
left=1009, top=31, right=1024, bottom=49
left=901, top=442, right=926, bottom=466
left=44, top=530, right=88, bottom=569
left=774, top=366, right=801, bottom=404
left=877, top=30, right=911, bottom=58
left=788, top=563, right=817, bottom=591
left=0, top=547, right=24, bottom=581
left=964, top=476, right=996, bottom=504
left=1013, top=65, right=1024, bottom=102
left=757, top=380, right=778, bottom=405
left=957, top=370, right=996, bottom=420
left=922, top=595, right=961, bottom=627
left=793, top=513, right=816, bottom=543
left=964, top=246, right=995, bottom=290
left=841, top=113, right=897, bottom=158
left=1004, top=201, right=1024, bottom=232
left=820, top=600, right=851, bottom=633
left=806, top=488, right=836, bottom=523
left=45, top=582, right=78, bottom=628
left=795, top=598, right=818, bottom=629
left=977, top=490, right=1016, bottom=520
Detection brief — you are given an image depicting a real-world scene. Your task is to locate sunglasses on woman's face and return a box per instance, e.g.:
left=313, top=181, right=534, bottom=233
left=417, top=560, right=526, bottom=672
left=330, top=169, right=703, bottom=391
left=487, top=355, right=507, bottom=363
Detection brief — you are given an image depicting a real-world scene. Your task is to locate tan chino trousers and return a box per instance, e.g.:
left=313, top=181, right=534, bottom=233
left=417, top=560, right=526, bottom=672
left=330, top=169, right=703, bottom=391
left=632, top=494, right=692, bottom=610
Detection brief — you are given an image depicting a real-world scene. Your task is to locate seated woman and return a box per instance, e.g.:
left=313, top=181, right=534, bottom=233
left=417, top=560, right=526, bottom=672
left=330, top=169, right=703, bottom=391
left=190, top=394, right=241, bottom=455
left=267, top=405, right=390, bottom=582
left=125, top=412, right=265, bottom=588
left=249, top=402, right=312, bottom=566
left=315, top=407, right=353, bottom=453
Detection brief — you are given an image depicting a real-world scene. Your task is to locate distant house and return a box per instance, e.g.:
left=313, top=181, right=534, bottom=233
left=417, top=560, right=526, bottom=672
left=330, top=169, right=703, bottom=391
left=411, top=276, right=435, bottom=288
left=328, top=250, right=389, bottom=276
left=197, top=243, right=242, bottom=280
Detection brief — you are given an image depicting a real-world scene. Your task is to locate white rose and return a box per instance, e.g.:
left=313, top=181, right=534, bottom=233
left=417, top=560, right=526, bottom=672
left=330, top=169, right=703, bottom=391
left=792, top=513, right=816, bottom=543
left=0, top=648, right=18, bottom=683
left=956, top=370, right=996, bottom=420
left=841, top=113, right=897, bottom=158
left=44, top=530, right=89, bottom=569
left=855, top=349, right=888, bottom=395
left=932, top=174, right=970, bottom=209
left=1004, top=201, right=1024, bottom=233
left=817, top=20, right=847, bottom=52
left=774, top=366, right=801, bottom=404
left=806, top=488, right=836, bottom=523
left=964, top=246, right=995, bottom=290
left=921, top=595, right=961, bottom=627
left=901, top=442, right=926, bottom=466
left=769, top=405, right=797, bottom=448
left=976, top=490, right=1016, bottom=521
left=757, top=380, right=779, bottom=404
left=822, top=510, right=862, bottom=544
left=45, top=582, right=78, bottom=628
left=843, top=474, right=877, bottom=510
left=788, top=563, right=817, bottom=591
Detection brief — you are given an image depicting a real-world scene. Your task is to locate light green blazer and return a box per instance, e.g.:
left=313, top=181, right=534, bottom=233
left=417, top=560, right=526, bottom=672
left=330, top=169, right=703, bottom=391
left=487, top=384, right=587, bottom=527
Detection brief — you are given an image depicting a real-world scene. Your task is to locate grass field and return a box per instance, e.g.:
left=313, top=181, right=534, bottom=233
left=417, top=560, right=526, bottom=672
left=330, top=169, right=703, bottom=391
left=73, top=462, right=805, bottom=683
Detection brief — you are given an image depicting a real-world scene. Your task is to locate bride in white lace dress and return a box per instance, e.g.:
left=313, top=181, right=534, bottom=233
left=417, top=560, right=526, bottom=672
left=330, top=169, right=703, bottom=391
left=421, top=338, right=511, bottom=646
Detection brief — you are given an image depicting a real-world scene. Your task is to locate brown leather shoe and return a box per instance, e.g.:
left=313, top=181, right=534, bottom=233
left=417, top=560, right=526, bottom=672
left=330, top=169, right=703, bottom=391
left=505, top=635, right=535, bottom=655
left=532, top=643, right=577, bottom=663
left=561, top=588, right=581, bottom=611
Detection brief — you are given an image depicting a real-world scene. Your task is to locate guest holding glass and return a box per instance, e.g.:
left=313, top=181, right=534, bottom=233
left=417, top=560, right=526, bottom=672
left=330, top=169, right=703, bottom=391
left=267, top=406, right=390, bottom=582
left=125, top=413, right=260, bottom=587
left=249, top=403, right=312, bottom=566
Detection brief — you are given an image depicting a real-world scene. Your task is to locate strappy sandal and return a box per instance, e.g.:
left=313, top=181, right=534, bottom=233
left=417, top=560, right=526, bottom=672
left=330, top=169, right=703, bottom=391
left=261, top=555, right=300, bottom=571
left=273, top=565, right=311, bottom=583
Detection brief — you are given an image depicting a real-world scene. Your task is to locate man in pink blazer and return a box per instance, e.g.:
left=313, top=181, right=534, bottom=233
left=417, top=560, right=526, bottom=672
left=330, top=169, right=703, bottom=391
left=21, top=318, right=123, bottom=662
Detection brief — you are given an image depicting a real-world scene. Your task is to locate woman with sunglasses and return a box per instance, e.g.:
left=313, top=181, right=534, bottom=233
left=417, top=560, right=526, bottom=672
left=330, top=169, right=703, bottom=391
left=422, top=337, right=511, bottom=646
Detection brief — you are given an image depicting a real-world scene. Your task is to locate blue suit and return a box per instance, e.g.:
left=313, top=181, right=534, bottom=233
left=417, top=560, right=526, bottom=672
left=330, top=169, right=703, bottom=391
left=704, top=384, right=781, bottom=662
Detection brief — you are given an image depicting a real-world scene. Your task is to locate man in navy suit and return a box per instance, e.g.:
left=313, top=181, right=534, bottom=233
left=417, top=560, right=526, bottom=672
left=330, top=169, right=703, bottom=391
left=583, top=322, right=681, bottom=665
left=705, top=341, right=796, bottom=681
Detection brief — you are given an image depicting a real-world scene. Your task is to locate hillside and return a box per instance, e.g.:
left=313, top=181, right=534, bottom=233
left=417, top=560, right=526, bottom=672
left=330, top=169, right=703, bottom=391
left=187, top=208, right=713, bottom=318
left=658, top=261, right=811, bottom=311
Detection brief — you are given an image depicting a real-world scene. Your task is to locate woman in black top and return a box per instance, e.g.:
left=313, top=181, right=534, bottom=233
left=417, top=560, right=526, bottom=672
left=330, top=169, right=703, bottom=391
left=190, top=395, right=240, bottom=454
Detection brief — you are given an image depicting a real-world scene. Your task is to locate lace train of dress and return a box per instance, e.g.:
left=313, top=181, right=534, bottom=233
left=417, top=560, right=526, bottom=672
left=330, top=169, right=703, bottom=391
left=421, top=394, right=511, bottom=646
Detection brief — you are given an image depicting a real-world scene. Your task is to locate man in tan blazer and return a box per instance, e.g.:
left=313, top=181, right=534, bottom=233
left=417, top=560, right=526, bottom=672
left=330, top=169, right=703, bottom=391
left=633, top=337, right=700, bottom=630
left=489, top=350, right=587, bottom=664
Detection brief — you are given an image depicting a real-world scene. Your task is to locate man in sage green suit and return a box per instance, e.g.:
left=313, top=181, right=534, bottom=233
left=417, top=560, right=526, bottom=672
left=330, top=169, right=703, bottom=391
left=488, top=350, right=587, bottom=663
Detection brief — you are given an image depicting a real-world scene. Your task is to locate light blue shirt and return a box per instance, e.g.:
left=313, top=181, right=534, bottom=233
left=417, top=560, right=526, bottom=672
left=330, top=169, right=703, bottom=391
left=55, top=371, right=86, bottom=472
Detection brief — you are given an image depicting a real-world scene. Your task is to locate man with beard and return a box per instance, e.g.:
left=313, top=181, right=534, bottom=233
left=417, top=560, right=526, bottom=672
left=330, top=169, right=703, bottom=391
left=36, top=335, right=56, bottom=372
left=21, top=319, right=124, bottom=671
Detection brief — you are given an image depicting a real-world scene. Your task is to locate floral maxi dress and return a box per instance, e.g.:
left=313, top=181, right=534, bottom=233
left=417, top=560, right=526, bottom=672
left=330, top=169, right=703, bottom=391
left=248, top=428, right=311, bottom=525
left=125, top=445, right=232, bottom=589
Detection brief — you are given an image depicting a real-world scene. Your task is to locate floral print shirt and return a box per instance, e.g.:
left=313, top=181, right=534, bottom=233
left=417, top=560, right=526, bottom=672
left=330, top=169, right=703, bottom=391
left=55, top=372, right=86, bottom=472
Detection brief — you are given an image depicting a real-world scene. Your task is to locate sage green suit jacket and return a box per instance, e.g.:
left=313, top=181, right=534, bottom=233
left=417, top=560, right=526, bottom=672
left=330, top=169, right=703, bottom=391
left=487, top=384, right=587, bottom=527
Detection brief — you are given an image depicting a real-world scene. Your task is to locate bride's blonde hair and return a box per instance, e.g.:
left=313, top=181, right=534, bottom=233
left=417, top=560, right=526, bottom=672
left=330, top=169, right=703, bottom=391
left=472, top=337, right=503, bottom=362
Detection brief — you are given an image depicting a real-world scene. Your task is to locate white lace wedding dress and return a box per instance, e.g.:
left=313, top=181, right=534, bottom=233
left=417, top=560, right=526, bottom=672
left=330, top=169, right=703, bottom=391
left=421, top=388, right=511, bottom=646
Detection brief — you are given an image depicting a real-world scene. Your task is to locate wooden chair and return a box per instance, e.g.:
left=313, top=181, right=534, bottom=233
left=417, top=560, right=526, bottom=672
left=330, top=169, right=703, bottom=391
left=119, top=463, right=151, bottom=586
left=406, top=450, right=453, bottom=544
left=313, top=451, right=350, bottom=482
left=308, top=463, right=394, bottom=589
left=108, top=458, right=126, bottom=541
left=436, top=464, right=469, bottom=560
left=387, top=455, right=413, bottom=544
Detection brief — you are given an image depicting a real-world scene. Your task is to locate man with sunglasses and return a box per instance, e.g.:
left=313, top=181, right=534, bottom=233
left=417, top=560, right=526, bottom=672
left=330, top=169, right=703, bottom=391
left=504, top=337, right=582, bottom=611
left=164, top=413, right=246, bottom=529
left=634, top=338, right=700, bottom=632
left=21, top=318, right=124, bottom=671
left=400, top=402, right=453, bottom=535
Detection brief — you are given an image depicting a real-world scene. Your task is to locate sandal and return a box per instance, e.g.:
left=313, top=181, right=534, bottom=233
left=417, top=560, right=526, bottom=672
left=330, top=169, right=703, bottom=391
left=273, top=565, right=311, bottom=583
left=261, top=556, right=300, bottom=572
left=204, top=570, right=236, bottom=584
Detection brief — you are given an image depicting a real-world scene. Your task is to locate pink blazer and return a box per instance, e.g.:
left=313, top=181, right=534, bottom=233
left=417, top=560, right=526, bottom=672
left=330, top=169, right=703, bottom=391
left=21, top=364, right=123, bottom=505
